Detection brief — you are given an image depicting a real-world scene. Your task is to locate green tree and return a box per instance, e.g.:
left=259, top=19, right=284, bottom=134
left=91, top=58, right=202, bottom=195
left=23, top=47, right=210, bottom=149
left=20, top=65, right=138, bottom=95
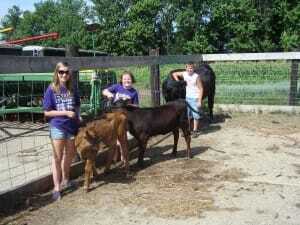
left=280, top=1, right=300, bottom=51
left=0, top=5, right=23, bottom=40
left=154, top=2, right=177, bottom=54
left=217, top=0, right=299, bottom=52
left=92, top=0, right=184, bottom=55
left=2, top=0, right=90, bottom=48
left=122, top=0, right=162, bottom=55
left=13, top=1, right=60, bottom=43
left=171, top=0, right=217, bottom=54
left=91, top=0, right=131, bottom=55
left=2, top=0, right=298, bottom=54
left=54, top=0, right=89, bottom=48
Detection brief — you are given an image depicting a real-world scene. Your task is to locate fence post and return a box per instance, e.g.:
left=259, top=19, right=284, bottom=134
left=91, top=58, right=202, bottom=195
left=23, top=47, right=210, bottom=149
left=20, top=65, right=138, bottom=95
left=65, top=45, right=79, bottom=88
left=149, top=48, right=160, bottom=106
left=288, top=60, right=299, bottom=105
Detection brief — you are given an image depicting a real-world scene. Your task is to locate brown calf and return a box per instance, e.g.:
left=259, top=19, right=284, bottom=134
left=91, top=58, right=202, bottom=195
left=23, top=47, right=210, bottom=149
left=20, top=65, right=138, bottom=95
left=75, top=112, right=129, bottom=191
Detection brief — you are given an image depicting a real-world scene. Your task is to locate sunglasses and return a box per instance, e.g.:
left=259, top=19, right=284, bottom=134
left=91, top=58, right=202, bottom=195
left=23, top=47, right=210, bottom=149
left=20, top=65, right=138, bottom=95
left=58, top=70, right=70, bottom=75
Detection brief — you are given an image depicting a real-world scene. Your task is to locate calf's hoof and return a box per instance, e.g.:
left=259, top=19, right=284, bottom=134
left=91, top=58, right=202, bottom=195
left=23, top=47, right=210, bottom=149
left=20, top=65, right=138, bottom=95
left=83, top=186, right=90, bottom=193
left=187, top=154, right=193, bottom=159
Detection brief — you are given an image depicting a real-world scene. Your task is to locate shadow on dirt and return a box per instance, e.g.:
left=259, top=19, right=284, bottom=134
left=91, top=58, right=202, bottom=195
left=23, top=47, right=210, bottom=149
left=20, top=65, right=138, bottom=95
left=189, top=113, right=232, bottom=138
left=211, top=113, right=232, bottom=124
left=0, top=183, right=80, bottom=224
left=97, top=143, right=210, bottom=185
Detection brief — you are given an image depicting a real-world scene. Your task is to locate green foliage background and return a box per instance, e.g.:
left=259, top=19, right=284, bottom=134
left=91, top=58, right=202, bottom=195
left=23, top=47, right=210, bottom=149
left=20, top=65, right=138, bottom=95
left=1, top=0, right=299, bottom=54
left=0, top=0, right=299, bottom=110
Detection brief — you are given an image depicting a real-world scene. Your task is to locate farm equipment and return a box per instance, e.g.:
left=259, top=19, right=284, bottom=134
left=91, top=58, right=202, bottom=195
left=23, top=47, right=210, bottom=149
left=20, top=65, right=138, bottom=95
left=0, top=27, right=14, bottom=33
left=4, top=32, right=59, bottom=45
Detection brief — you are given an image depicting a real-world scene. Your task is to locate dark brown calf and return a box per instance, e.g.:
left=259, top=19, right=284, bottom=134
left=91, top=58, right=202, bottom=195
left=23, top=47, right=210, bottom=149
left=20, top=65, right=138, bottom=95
left=113, top=99, right=191, bottom=167
left=75, top=112, right=129, bottom=191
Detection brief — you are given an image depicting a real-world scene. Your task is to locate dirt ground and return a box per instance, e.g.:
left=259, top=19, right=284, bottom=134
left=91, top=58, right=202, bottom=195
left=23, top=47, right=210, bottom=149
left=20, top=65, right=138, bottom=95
left=1, top=112, right=300, bottom=225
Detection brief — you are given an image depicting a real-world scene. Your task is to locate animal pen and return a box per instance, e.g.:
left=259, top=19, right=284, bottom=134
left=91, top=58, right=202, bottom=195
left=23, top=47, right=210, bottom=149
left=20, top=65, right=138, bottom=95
left=0, top=52, right=299, bottom=212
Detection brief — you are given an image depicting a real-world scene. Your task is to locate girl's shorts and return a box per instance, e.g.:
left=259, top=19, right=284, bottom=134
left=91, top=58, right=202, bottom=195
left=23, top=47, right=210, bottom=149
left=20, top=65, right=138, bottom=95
left=186, top=97, right=203, bottom=120
left=50, top=126, right=75, bottom=140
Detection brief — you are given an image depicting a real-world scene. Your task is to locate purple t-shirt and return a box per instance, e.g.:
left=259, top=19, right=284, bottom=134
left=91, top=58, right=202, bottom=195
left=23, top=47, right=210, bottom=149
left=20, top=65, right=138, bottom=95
left=108, top=83, right=139, bottom=105
left=43, top=85, right=80, bottom=135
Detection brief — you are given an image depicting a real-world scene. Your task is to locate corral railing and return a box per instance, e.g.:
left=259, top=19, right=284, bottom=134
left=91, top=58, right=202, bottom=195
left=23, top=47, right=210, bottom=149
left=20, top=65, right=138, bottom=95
left=0, top=52, right=299, bottom=210
left=1, top=52, right=299, bottom=73
left=1, top=52, right=299, bottom=107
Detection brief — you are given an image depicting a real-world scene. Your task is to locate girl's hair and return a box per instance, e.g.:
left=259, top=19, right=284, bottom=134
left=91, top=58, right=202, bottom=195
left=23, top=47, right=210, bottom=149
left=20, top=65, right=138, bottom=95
left=51, top=62, right=73, bottom=94
left=119, top=71, right=136, bottom=84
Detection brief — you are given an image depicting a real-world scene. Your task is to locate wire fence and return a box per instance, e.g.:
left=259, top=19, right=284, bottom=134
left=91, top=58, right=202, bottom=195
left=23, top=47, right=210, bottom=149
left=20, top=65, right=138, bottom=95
left=0, top=122, right=50, bottom=193
left=0, top=59, right=299, bottom=193
left=212, top=61, right=297, bottom=105
left=118, top=60, right=299, bottom=107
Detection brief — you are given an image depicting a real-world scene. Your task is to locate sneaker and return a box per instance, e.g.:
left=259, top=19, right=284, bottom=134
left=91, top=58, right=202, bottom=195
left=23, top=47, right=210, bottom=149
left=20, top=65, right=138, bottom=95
left=52, top=191, right=61, bottom=201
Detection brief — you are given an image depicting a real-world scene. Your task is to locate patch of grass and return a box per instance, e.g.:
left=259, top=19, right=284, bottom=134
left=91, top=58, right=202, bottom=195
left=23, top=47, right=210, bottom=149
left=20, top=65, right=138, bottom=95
left=212, top=61, right=290, bottom=84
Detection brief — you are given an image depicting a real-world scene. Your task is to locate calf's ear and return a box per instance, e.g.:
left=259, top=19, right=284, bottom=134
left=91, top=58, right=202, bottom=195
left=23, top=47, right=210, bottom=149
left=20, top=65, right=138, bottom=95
left=85, top=130, right=101, bottom=145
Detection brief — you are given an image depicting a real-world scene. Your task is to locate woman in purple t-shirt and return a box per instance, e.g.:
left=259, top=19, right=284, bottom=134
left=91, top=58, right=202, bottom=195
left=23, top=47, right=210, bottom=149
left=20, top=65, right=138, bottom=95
left=102, top=71, right=139, bottom=105
left=102, top=71, right=139, bottom=162
left=43, top=62, right=80, bottom=201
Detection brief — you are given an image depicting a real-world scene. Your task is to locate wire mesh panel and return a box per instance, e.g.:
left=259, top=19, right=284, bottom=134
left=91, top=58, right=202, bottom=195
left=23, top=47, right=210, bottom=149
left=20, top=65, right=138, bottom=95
left=113, top=61, right=299, bottom=107
left=0, top=122, right=51, bottom=193
left=211, top=61, right=296, bottom=105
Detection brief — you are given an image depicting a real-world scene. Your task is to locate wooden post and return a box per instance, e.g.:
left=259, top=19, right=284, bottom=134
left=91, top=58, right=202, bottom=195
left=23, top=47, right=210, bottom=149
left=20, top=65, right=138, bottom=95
left=288, top=60, right=299, bottom=105
left=149, top=48, right=160, bottom=106
left=65, top=45, right=79, bottom=88
left=65, top=45, right=79, bottom=57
